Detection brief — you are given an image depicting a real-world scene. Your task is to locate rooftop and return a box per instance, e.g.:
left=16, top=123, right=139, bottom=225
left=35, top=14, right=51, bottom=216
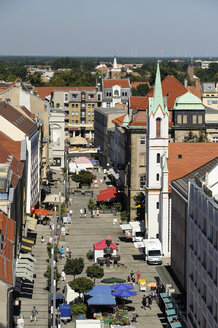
left=36, top=86, right=96, bottom=100
left=102, top=79, right=130, bottom=88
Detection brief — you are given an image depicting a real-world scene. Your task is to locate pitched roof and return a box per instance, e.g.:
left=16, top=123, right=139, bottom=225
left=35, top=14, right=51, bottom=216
left=129, top=110, right=147, bottom=127
left=0, top=210, right=15, bottom=285
left=0, top=77, right=19, bottom=94
left=0, top=143, right=24, bottom=188
left=130, top=96, right=147, bottom=110
left=0, top=132, right=21, bottom=159
left=187, top=86, right=201, bottom=99
left=0, top=102, right=36, bottom=135
left=131, top=82, right=151, bottom=89
left=171, top=157, right=218, bottom=199
left=103, top=79, right=130, bottom=88
left=36, top=86, right=95, bottom=100
left=112, top=114, right=128, bottom=126
left=168, top=143, right=218, bottom=192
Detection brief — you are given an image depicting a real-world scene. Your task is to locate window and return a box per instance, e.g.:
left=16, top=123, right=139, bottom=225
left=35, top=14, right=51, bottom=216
left=177, top=115, right=182, bottom=124
left=156, top=202, right=159, bottom=209
left=139, top=153, right=145, bottom=166
left=88, top=111, right=91, bottom=116
left=156, top=174, right=159, bottom=181
left=156, top=118, right=161, bottom=137
left=72, top=120, right=74, bottom=123
left=92, top=104, right=95, bottom=108
left=114, top=90, right=119, bottom=96
left=192, top=115, right=197, bottom=124
left=109, top=92, right=111, bottom=97
left=65, top=93, right=68, bottom=101
left=213, top=137, right=218, bottom=143
left=75, top=120, right=78, bottom=123
left=198, top=115, right=202, bottom=124
left=122, top=92, right=124, bottom=97
left=139, top=175, right=146, bottom=189
left=92, top=112, right=94, bottom=116
left=183, top=115, right=187, bottom=124
left=72, top=104, right=75, bottom=108
left=202, top=217, right=207, bottom=235
left=72, top=112, right=74, bottom=116
left=178, top=154, right=182, bottom=159
left=72, top=94, right=78, bottom=99
left=140, top=137, right=145, bottom=145
left=106, top=102, right=111, bottom=108
left=81, top=112, right=85, bottom=117
left=88, top=120, right=91, bottom=124
left=53, top=157, right=61, bottom=166
left=157, top=153, right=160, bottom=163
left=75, top=112, right=78, bottom=116
left=88, top=94, right=94, bottom=99
left=76, top=104, right=78, bottom=108
left=125, top=92, right=127, bottom=96
left=98, top=94, right=101, bottom=101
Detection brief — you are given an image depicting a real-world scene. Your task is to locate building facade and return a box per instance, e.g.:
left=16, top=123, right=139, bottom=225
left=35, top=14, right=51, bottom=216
left=49, top=109, right=65, bottom=168
left=101, top=79, right=131, bottom=108
left=186, top=164, right=218, bottom=328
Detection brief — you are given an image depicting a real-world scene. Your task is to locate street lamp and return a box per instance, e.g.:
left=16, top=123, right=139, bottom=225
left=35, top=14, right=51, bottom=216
left=51, top=206, right=57, bottom=327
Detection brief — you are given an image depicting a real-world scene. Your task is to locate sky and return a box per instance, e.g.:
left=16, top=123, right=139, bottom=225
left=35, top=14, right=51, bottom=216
left=0, top=0, right=217, bottom=57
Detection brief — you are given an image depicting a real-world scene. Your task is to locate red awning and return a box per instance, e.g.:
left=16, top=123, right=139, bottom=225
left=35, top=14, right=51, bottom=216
left=97, top=187, right=117, bottom=202
left=35, top=208, right=50, bottom=215
left=93, top=239, right=117, bottom=250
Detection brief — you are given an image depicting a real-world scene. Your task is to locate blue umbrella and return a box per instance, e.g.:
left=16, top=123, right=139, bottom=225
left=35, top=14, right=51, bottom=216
left=112, top=289, right=137, bottom=297
left=110, top=283, right=134, bottom=290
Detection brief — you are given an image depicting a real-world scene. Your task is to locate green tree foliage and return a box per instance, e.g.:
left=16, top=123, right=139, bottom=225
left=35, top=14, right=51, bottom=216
left=120, top=211, right=130, bottom=222
left=131, top=83, right=151, bottom=96
left=48, top=69, right=97, bottom=87
left=82, top=60, right=96, bottom=73
left=71, top=170, right=95, bottom=186
left=0, top=61, right=27, bottom=81
left=88, top=198, right=95, bottom=209
left=51, top=57, right=81, bottom=70
left=195, top=63, right=218, bottom=82
left=47, top=242, right=59, bottom=259
left=70, top=303, right=87, bottom=316
left=86, top=264, right=104, bottom=283
left=64, top=258, right=84, bottom=279
left=44, top=265, right=61, bottom=286
left=133, top=192, right=145, bottom=221
left=113, top=202, right=122, bottom=213
left=69, top=277, right=94, bottom=296
left=28, top=72, right=44, bottom=86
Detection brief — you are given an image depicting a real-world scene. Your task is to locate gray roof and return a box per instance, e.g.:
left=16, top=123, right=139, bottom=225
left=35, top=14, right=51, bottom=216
left=205, top=106, right=218, bottom=114
left=171, top=157, right=218, bottom=199
left=95, top=107, right=127, bottom=117
left=202, top=82, right=216, bottom=93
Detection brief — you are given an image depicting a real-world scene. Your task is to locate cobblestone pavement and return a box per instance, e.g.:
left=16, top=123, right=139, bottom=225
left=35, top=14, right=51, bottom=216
left=49, top=168, right=167, bottom=328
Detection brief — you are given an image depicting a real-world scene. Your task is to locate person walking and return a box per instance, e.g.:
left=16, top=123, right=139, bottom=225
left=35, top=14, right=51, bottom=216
left=96, top=208, right=100, bottom=217
left=61, top=270, right=66, bottom=281
left=148, top=295, right=152, bottom=310
left=136, top=271, right=141, bottom=284
left=130, top=269, right=134, bottom=278
left=142, top=295, right=146, bottom=310
left=80, top=208, right=83, bottom=218
left=31, top=306, right=38, bottom=323
left=41, top=235, right=45, bottom=243
left=131, top=274, right=135, bottom=287
left=131, top=310, right=138, bottom=323
left=83, top=208, right=86, bottom=218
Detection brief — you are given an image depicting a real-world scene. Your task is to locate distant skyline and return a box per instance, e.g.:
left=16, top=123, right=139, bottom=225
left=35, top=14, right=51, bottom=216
left=0, top=0, right=217, bottom=57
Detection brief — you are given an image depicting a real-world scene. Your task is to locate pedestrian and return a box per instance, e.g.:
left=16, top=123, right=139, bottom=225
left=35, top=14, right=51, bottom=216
left=66, top=246, right=69, bottom=257
left=130, top=269, right=134, bottom=278
left=69, top=197, right=72, bottom=206
left=127, top=275, right=131, bottom=283
left=100, top=178, right=103, bottom=185
left=136, top=271, right=141, bottom=284
left=115, top=239, right=120, bottom=251
left=41, top=235, right=45, bottom=243
left=80, top=208, right=83, bottom=218
left=61, top=270, right=66, bottom=281
left=92, top=209, right=96, bottom=218
left=131, top=274, right=135, bottom=287
left=83, top=208, right=86, bottom=218
left=96, top=208, right=100, bottom=217
left=103, top=176, right=106, bottom=182
left=142, top=295, right=146, bottom=310
left=148, top=295, right=152, bottom=309
left=131, top=310, right=138, bottom=323
left=31, top=306, right=38, bottom=323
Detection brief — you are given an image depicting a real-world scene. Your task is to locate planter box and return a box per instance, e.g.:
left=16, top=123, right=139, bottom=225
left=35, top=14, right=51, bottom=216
left=81, top=185, right=89, bottom=190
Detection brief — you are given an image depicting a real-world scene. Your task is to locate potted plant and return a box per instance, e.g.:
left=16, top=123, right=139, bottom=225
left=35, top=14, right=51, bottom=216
left=113, top=202, right=122, bottom=215
left=88, top=198, right=95, bottom=210
left=86, top=249, right=93, bottom=260
left=100, top=203, right=107, bottom=213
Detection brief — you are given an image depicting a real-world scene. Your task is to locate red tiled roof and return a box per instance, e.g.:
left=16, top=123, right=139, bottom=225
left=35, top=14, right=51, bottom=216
left=130, top=96, right=147, bottom=110
left=97, top=67, right=109, bottom=72
left=0, top=143, right=24, bottom=188
left=103, top=79, right=130, bottom=88
left=36, top=86, right=95, bottom=100
left=0, top=210, right=15, bottom=285
left=0, top=102, right=36, bottom=135
left=187, top=86, right=201, bottom=99
left=129, top=110, right=147, bottom=127
left=0, top=132, right=21, bottom=159
left=112, top=114, right=128, bottom=126
left=131, top=82, right=151, bottom=89
left=0, top=77, right=19, bottom=94
left=168, top=143, right=218, bottom=191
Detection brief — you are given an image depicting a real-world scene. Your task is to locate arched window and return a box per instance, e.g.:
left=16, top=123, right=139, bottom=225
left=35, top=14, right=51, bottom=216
left=114, top=90, right=119, bottom=96
left=156, top=173, right=159, bottom=181
left=156, top=118, right=161, bottom=137
left=157, top=153, right=160, bottom=163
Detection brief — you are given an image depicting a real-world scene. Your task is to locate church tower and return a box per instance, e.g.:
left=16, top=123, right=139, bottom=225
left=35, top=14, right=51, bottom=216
left=145, top=62, right=169, bottom=256
left=110, top=51, right=121, bottom=79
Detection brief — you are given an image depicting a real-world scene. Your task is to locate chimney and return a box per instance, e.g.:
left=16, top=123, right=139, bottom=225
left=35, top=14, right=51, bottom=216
left=184, top=78, right=188, bottom=88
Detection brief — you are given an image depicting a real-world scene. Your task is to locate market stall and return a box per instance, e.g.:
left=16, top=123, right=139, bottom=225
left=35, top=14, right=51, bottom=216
left=93, top=239, right=117, bottom=263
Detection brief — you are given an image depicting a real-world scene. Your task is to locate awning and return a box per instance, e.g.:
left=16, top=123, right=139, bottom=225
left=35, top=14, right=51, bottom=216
left=34, top=208, right=50, bottom=215
left=16, top=271, right=34, bottom=282
left=26, top=216, right=37, bottom=231
left=59, top=304, right=71, bottom=318
left=41, top=185, right=50, bottom=193
left=108, top=168, right=119, bottom=180
left=20, top=236, right=34, bottom=252
left=51, top=294, right=64, bottom=300
left=120, top=224, right=132, bottom=230
left=43, top=194, right=65, bottom=203
left=19, top=253, right=37, bottom=262
left=70, top=136, right=88, bottom=145
left=170, top=322, right=182, bottom=328
left=87, top=294, right=116, bottom=305
left=97, top=187, right=117, bottom=202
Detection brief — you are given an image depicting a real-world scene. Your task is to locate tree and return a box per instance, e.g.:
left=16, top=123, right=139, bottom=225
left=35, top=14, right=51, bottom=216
left=113, top=202, right=122, bottom=213
left=47, top=242, right=59, bottom=259
left=71, top=170, right=95, bottom=186
left=88, top=198, right=95, bottom=210
left=69, top=277, right=94, bottom=298
left=44, top=265, right=61, bottom=287
left=70, top=303, right=87, bottom=316
left=82, top=60, right=96, bottom=73
left=120, top=211, right=130, bottom=222
left=86, top=264, right=104, bottom=283
left=131, top=83, right=151, bottom=97
left=64, top=258, right=84, bottom=279
left=133, top=192, right=145, bottom=221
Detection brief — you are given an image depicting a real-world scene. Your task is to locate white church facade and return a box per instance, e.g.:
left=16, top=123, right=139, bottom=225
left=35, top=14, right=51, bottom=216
left=145, top=63, right=170, bottom=256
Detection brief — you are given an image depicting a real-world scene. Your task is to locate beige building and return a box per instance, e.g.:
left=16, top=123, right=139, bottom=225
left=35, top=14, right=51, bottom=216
left=202, top=82, right=218, bottom=110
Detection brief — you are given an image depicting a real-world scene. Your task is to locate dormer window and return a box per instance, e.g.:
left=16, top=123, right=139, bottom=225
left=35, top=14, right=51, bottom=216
left=114, top=90, right=119, bottom=96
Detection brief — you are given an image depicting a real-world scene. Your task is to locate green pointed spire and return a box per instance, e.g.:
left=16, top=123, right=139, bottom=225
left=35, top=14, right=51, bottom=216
left=149, top=62, right=168, bottom=116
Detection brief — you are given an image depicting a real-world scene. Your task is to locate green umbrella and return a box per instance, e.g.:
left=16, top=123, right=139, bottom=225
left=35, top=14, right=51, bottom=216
left=101, top=277, right=126, bottom=284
